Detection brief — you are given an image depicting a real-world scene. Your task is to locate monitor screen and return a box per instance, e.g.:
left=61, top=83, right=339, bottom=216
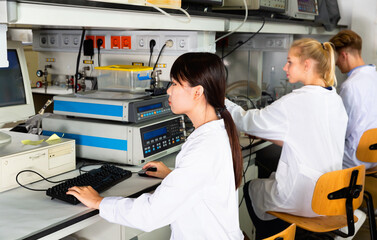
left=298, top=0, right=317, bottom=14
left=0, top=41, right=34, bottom=144
left=0, top=50, right=27, bottom=107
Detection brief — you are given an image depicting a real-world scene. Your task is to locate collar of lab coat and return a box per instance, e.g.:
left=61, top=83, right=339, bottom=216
left=293, top=85, right=336, bottom=94
left=188, top=119, right=225, bottom=140
left=347, top=64, right=376, bottom=77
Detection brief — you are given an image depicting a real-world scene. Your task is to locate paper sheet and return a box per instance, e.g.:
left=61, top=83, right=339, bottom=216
left=22, top=134, right=62, bottom=146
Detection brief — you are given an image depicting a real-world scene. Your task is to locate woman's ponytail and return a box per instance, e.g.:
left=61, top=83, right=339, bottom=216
left=219, top=109, right=243, bottom=189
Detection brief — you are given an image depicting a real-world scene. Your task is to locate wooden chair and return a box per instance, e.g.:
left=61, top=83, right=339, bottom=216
left=357, top=128, right=377, bottom=176
left=267, top=165, right=365, bottom=238
left=262, top=223, right=296, bottom=240
left=356, top=128, right=377, bottom=239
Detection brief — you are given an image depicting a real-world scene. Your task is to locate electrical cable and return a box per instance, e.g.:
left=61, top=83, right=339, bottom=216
left=215, top=0, right=248, bottom=43
left=75, top=29, right=86, bottom=93
left=222, top=18, right=266, bottom=60
left=153, top=43, right=167, bottom=71
left=235, top=95, right=257, bottom=109
left=145, top=1, right=191, bottom=23
left=98, top=47, right=101, bottom=67
left=16, top=170, right=70, bottom=192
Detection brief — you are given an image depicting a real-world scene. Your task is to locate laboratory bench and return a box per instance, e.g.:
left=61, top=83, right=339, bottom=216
left=0, top=138, right=269, bottom=240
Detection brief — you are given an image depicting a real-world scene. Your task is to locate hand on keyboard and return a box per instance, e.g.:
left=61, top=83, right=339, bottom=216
left=46, top=164, right=132, bottom=205
left=67, top=185, right=103, bottom=209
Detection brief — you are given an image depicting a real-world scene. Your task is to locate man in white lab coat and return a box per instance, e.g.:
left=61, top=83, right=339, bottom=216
left=330, top=30, right=377, bottom=169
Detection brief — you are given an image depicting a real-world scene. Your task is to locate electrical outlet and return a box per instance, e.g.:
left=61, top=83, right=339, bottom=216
left=72, top=35, right=81, bottom=47
left=48, top=34, right=59, bottom=48
left=177, top=37, right=188, bottom=50
left=163, top=36, right=176, bottom=50
left=61, top=34, right=71, bottom=48
left=40, top=34, right=48, bottom=47
left=121, top=36, right=131, bottom=49
left=136, top=36, right=147, bottom=50
left=96, top=36, right=105, bottom=49
left=266, top=39, right=275, bottom=48
left=111, top=36, right=120, bottom=49
left=147, top=35, right=160, bottom=50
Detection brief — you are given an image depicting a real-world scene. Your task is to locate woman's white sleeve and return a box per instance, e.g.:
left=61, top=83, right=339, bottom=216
left=225, top=98, right=288, bottom=141
left=99, top=145, right=212, bottom=232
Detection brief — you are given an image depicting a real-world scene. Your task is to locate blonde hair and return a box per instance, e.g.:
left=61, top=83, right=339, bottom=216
left=291, top=38, right=337, bottom=87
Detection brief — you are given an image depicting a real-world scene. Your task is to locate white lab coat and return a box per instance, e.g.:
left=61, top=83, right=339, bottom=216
left=340, top=65, right=377, bottom=169
left=99, top=119, right=243, bottom=240
left=226, top=85, right=347, bottom=220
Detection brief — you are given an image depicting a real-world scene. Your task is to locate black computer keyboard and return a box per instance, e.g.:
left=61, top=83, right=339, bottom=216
left=46, top=164, right=132, bottom=205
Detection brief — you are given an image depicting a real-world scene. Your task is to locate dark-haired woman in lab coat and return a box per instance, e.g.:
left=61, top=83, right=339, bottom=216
left=226, top=38, right=348, bottom=239
left=67, top=52, right=244, bottom=240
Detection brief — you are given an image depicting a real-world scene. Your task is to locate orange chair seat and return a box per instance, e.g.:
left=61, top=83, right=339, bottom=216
left=267, top=212, right=358, bottom=233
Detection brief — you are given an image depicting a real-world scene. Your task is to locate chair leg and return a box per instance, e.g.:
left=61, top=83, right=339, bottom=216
left=364, top=191, right=377, bottom=240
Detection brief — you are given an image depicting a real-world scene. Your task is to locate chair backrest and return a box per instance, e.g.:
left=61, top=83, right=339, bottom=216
left=357, top=128, right=377, bottom=163
left=263, top=223, right=296, bottom=240
left=312, top=165, right=365, bottom=216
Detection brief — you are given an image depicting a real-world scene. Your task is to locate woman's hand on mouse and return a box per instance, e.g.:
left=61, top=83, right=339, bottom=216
left=142, top=161, right=172, bottom=179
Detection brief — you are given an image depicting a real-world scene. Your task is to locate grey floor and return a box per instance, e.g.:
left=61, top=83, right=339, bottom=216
left=353, top=216, right=374, bottom=240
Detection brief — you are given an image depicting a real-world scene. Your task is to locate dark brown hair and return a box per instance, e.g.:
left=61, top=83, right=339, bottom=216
left=170, top=52, right=243, bottom=189
left=329, top=29, right=362, bottom=54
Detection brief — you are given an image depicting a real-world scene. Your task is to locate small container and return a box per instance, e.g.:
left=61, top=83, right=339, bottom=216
left=95, top=65, right=153, bottom=92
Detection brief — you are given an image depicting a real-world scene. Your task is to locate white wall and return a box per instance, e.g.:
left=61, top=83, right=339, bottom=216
left=343, top=0, right=377, bottom=65
left=337, top=0, right=353, bottom=27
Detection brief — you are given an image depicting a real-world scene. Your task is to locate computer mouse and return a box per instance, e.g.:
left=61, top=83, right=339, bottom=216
left=138, top=167, right=157, bottom=177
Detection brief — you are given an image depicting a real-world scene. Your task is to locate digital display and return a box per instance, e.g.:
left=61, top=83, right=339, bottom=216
left=143, top=127, right=167, bottom=140
left=138, top=103, right=162, bottom=113
left=298, top=0, right=317, bottom=14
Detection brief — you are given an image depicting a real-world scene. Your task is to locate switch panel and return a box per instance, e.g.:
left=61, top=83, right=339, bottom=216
left=226, top=33, right=292, bottom=50
left=33, top=30, right=198, bottom=55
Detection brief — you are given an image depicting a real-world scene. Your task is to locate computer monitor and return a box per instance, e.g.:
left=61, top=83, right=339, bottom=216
left=285, top=0, right=319, bottom=20
left=0, top=41, right=35, bottom=144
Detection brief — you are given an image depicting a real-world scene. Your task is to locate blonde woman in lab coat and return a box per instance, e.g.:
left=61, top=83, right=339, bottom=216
left=67, top=52, right=244, bottom=240
left=225, top=38, right=348, bottom=239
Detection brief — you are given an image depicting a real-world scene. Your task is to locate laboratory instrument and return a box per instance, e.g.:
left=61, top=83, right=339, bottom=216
left=42, top=115, right=186, bottom=165
left=53, top=92, right=172, bottom=123
left=221, top=0, right=286, bottom=12
left=285, top=0, right=318, bottom=20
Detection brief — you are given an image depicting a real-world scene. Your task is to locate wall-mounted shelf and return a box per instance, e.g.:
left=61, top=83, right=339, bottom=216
left=8, top=1, right=343, bottom=36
